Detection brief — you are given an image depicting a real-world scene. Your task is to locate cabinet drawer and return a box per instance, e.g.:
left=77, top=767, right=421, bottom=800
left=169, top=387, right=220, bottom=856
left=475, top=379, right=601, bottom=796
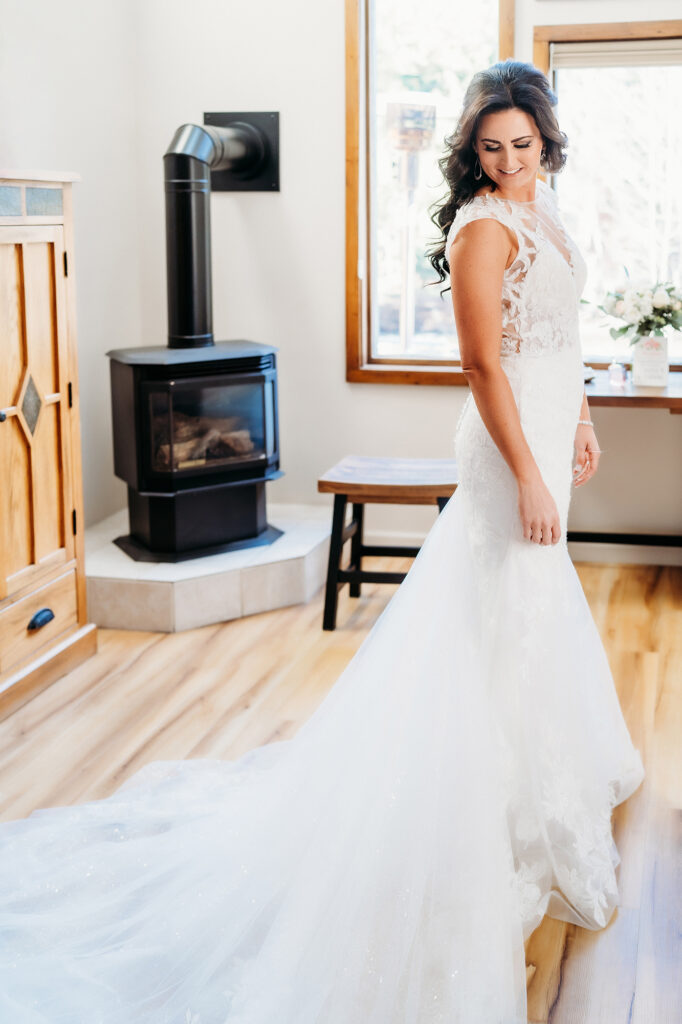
left=0, top=569, right=78, bottom=674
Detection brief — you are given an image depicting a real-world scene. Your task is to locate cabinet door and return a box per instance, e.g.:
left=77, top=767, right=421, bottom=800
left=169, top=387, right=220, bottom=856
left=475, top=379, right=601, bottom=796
left=0, top=226, right=75, bottom=600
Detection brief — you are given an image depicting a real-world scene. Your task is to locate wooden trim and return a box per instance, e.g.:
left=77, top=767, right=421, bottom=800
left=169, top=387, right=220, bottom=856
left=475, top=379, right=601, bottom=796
left=346, top=361, right=682, bottom=392
left=367, top=355, right=460, bottom=367
left=347, top=363, right=470, bottom=386
left=499, top=0, right=515, bottom=62
left=345, top=0, right=364, bottom=379
left=61, top=182, right=89, bottom=628
left=53, top=226, right=76, bottom=568
left=346, top=1, right=515, bottom=385
left=533, top=19, right=682, bottom=75
left=586, top=359, right=682, bottom=372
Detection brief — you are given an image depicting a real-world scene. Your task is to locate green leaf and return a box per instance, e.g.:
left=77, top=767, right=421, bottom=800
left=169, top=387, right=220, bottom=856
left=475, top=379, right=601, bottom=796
left=609, top=325, right=630, bottom=339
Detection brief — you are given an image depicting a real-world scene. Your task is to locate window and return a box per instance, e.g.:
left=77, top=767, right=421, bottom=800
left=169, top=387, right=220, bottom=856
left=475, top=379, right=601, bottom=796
left=535, top=22, right=682, bottom=368
left=346, top=0, right=514, bottom=385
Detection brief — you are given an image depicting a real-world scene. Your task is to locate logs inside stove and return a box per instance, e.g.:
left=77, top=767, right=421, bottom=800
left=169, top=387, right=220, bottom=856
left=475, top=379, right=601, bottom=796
left=107, top=122, right=282, bottom=562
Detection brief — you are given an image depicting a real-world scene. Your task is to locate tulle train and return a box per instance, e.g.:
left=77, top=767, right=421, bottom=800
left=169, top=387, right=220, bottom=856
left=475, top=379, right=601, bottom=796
left=0, top=482, right=643, bottom=1023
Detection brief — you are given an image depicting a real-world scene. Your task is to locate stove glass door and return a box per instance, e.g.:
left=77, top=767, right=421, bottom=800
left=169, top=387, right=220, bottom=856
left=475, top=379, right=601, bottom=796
left=147, top=374, right=270, bottom=474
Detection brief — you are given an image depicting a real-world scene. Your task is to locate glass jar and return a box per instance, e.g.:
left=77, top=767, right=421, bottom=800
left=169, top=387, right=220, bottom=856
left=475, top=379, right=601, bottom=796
left=608, top=359, right=627, bottom=388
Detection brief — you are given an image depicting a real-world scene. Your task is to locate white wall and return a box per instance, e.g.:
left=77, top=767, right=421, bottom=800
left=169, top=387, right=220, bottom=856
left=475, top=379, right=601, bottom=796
left=1, top=0, right=680, bottom=558
left=0, top=0, right=141, bottom=524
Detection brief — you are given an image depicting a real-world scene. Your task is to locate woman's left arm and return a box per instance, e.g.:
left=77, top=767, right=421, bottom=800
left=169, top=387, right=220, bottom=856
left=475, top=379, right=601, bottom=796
left=573, top=391, right=601, bottom=487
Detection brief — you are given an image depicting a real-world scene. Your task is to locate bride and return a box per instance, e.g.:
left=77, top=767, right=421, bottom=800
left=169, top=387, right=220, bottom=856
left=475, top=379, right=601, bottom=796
left=0, top=61, right=644, bottom=1023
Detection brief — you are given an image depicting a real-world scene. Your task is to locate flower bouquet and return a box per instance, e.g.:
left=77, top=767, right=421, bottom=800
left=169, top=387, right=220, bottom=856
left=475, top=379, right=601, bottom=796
left=600, top=279, right=682, bottom=386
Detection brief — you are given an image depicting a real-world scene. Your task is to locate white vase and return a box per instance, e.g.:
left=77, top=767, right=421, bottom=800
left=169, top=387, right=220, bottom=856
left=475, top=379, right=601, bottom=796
left=631, top=335, right=669, bottom=386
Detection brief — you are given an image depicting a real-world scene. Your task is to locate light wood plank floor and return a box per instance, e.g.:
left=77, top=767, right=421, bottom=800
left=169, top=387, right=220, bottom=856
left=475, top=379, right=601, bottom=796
left=1, top=558, right=679, bottom=1023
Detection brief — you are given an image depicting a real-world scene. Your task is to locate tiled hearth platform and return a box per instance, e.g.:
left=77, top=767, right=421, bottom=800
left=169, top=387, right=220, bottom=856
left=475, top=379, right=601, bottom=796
left=85, top=504, right=331, bottom=632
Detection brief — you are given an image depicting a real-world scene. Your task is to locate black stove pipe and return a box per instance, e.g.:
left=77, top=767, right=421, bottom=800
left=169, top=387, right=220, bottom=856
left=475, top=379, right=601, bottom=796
left=163, top=122, right=263, bottom=349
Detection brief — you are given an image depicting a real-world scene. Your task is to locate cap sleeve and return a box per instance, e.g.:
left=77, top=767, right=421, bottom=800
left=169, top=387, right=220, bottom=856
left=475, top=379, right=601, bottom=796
left=445, top=197, right=516, bottom=261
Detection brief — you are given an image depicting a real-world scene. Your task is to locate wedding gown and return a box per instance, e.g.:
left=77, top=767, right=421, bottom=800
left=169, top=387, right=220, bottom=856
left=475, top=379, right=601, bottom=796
left=0, top=176, right=645, bottom=1024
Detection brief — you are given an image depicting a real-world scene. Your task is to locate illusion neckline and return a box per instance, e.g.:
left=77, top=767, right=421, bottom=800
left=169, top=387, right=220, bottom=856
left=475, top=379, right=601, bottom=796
left=469, top=180, right=576, bottom=278
left=473, top=180, right=545, bottom=206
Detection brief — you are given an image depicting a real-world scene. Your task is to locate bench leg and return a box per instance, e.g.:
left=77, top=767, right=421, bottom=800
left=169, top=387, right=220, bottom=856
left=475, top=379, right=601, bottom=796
left=349, top=502, right=364, bottom=598
left=322, top=494, right=348, bottom=630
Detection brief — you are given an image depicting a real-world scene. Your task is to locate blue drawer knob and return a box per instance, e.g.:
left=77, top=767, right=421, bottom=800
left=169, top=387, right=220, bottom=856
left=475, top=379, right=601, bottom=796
left=27, top=608, right=55, bottom=631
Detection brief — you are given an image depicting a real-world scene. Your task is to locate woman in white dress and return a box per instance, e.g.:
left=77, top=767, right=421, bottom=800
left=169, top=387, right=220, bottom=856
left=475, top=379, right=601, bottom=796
left=0, top=61, right=644, bottom=1023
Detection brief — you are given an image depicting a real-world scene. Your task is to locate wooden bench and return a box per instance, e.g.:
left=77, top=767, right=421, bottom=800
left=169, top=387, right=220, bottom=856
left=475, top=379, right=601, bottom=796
left=317, top=455, right=459, bottom=630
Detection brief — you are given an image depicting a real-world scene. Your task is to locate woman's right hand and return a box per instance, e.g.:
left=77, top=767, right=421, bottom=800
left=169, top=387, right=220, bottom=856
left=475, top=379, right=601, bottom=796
left=517, top=472, right=561, bottom=545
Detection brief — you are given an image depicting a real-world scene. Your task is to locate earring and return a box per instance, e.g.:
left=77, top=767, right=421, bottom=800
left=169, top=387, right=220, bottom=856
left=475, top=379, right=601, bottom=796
left=541, top=147, right=546, bottom=161
left=474, top=156, right=482, bottom=181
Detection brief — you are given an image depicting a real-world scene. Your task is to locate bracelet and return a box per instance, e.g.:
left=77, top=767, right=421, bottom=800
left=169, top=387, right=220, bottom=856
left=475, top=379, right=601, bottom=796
left=577, top=419, right=593, bottom=426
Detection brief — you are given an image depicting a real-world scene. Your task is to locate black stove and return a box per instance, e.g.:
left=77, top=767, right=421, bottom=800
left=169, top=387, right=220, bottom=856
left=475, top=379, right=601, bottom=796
left=107, top=122, right=283, bottom=561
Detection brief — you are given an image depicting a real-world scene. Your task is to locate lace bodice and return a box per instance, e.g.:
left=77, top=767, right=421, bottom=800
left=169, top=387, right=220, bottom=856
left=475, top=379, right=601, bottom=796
left=446, top=177, right=587, bottom=357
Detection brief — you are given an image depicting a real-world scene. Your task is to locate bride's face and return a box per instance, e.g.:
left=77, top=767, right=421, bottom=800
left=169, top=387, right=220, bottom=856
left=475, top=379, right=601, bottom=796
left=473, top=107, right=543, bottom=193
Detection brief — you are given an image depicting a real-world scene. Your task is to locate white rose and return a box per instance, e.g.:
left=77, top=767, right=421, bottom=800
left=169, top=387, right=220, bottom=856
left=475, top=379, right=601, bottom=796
left=614, top=299, right=625, bottom=317
left=622, top=301, right=640, bottom=324
left=635, top=293, right=653, bottom=318
left=652, top=288, right=669, bottom=308
left=673, top=300, right=682, bottom=311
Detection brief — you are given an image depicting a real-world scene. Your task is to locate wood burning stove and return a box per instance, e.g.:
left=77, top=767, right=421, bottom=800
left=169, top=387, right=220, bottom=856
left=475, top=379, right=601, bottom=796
left=107, top=120, right=283, bottom=561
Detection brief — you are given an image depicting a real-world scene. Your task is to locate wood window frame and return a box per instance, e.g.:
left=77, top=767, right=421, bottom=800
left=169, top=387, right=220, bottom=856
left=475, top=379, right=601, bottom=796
left=534, top=18, right=682, bottom=372
left=345, top=0, right=515, bottom=386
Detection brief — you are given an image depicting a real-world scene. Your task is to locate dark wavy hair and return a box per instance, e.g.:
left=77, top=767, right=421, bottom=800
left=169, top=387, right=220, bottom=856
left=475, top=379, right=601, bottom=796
left=425, top=60, right=568, bottom=294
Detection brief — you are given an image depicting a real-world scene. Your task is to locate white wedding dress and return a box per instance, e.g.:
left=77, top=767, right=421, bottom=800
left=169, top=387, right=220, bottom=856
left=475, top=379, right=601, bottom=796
left=0, top=177, right=644, bottom=1024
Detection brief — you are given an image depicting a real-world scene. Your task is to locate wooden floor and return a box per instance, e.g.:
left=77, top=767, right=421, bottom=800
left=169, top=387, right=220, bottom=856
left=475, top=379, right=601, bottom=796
left=0, top=558, right=679, bottom=1023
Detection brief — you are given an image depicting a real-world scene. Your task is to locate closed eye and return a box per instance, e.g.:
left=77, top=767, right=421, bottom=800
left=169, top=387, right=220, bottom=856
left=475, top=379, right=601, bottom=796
left=483, top=143, right=532, bottom=151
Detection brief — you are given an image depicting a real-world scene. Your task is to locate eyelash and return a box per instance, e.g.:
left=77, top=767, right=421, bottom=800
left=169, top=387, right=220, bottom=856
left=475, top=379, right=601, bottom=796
left=483, top=143, right=532, bottom=151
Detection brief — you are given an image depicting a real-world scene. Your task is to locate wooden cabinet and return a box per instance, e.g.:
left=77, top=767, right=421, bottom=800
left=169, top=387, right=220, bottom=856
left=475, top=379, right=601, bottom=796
left=0, top=171, right=96, bottom=718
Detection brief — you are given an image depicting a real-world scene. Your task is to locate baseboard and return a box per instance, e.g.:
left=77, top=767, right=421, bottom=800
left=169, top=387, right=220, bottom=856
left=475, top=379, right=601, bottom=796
left=566, top=541, right=682, bottom=567
left=363, top=529, right=682, bottom=567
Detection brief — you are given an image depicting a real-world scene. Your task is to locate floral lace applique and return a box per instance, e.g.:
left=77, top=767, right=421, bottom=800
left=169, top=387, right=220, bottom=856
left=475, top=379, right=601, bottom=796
left=446, top=178, right=587, bottom=358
